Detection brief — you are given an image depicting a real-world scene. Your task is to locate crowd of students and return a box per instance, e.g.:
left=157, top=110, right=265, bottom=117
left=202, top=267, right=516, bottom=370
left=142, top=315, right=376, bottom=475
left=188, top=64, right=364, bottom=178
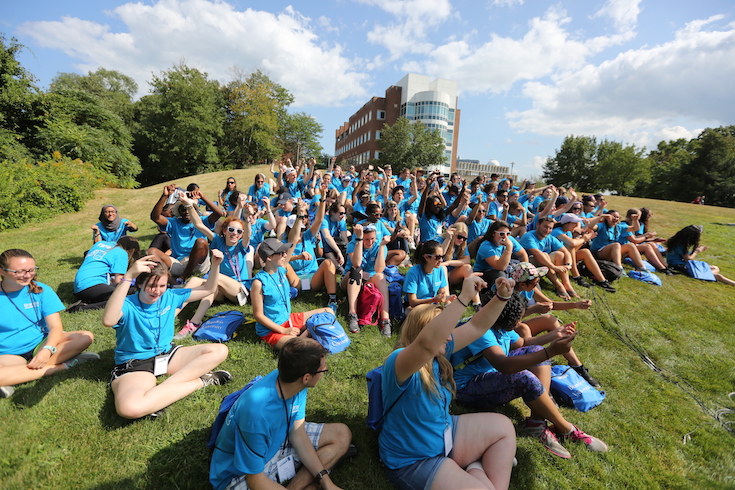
left=1, top=159, right=733, bottom=490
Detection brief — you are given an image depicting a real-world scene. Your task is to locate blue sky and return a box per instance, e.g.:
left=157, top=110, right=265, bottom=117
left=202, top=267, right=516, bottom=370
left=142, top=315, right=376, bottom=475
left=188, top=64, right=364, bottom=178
left=3, top=0, right=735, bottom=179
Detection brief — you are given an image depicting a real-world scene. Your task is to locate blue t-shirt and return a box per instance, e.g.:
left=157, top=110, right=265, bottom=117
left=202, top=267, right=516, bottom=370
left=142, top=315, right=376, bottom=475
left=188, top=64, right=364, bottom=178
left=665, top=244, right=687, bottom=268
left=211, top=235, right=252, bottom=283
left=290, top=229, right=319, bottom=277
left=345, top=240, right=385, bottom=277
left=320, top=216, right=347, bottom=238
left=403, top=265, right=448, bottom=302
left=589, top=221, right=623, bottom=252
left=451, top=329, right=520, bottom=390
left=74, top=241, right=129, bottom=293
left=474, top=238, right=522, bottom=272
left=616, top=223, right=634, bottom=245
left=249, top=218, right=271, bottom=249
left=210, top=369, right=307, bottom=490
left=96, top=219, right=131, bottom=243
left=253, top=267, right=291, bottom=337
left=379, top=343, right=455, bottom=469
left=113, top=288, right=191, bottom=364
left=418, top=214, right=443, bottom=243
left=467, top=218, right=491, bottom=243
left=248, top=184, right=271, bottom=207
left=0, top=282, right=64, bottom=355
left=519, top=231, right=563, bottom=255
left=165, top=218, right=207, bottom=259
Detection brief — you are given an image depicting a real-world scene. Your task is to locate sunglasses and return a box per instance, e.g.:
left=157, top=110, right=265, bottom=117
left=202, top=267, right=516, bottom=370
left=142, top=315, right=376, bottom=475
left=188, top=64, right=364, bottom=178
left=477, top=209, right=487, bottom=213
left=572, top=207, right=582, bottom=211
left=456, top=235, right=467, bottom=241
left=227, top=181, right=236, bottom=184
left=425, top=254, right=443, bottom=259
left=337, top=211, right=346, bottom=216
left=495, top=231, right=509, bottom=237
left=310, top=368, right=329, bottom=375
left=226, top=227, right=244, bottom=235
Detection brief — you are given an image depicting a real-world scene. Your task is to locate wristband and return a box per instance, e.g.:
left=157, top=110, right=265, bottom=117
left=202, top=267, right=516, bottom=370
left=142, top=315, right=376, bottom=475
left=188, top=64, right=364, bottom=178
left=543, top=347, right=550, bottom=360
left=496, top=292, right=512, bottom=301
left=42, top=345, right=57, bottom=355
left=121, top=278, right=135, bottom=285
left=456, top=297, right=468, bottom=308
left=315, top=469, right=330, bottom=483
left=355, top=238, right=363, bottom=241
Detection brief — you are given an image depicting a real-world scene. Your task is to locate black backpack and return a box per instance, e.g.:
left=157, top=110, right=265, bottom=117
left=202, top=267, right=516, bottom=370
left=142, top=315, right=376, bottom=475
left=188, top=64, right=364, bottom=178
left=579, top=260, right=624, bottom=282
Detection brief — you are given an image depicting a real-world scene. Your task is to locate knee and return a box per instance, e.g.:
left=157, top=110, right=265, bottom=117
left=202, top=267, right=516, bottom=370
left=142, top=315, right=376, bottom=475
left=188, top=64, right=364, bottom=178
left=327, top=423, right=352, bottom=452
left=322, top=259, right=336, bottom=273
left=80, top=331, right=95, bottom=348
left=116, top=399, right=148, bottom=420
left=206, top=343, right=229, bottom=362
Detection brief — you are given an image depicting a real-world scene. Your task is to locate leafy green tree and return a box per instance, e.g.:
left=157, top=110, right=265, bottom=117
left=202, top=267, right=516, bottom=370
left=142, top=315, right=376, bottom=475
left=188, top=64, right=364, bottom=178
left=0, top=35, right=39, bottom=143
left=637, top=138, right=696, bottom=200
left=134, top=64, right=225, bottom=184
left=51, top=68, right=138, bottom=125
left=221, top=70, right=293, bottom=166
left=679, top=126, right=735, bottom=207
left=543, top=135, right=599, bottom=191
left=279, top=112, right=323, bottom=161
left=596, top=139, right=648, bottom=195
left=378, top=117, right=445, bottom=169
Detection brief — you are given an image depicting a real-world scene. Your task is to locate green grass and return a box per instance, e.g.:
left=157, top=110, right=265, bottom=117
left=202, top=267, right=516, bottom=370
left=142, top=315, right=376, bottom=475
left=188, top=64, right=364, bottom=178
left=1, top=168, right=735, bottom=489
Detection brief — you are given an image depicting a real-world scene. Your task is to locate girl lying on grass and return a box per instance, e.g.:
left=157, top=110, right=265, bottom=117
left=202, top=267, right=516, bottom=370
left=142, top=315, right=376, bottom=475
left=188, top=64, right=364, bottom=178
left=1, top=249, right=99, bottom=398
left=665, top=225, right=735, bottom=286
left=102, top=251, right=232, bottom=419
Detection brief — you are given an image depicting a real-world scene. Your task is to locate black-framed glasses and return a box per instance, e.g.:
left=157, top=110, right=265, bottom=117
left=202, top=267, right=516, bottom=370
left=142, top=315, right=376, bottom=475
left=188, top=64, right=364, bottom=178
left=3, top=267, right=39, bottom=277
left=310, top=368, right=329, bottom=375
left=456, top=235, right=468, bottom=241
left=425, top=254, right=443, bottom=260
left=572, top=207, right=582, bottom=211
left=226, top=227, right=244, bottom=235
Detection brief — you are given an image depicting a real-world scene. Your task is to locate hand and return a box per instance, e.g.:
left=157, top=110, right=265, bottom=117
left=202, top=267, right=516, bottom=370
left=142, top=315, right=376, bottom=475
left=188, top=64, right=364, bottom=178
left=446, top=227, right=456, bottom=239
left=91, top=224, right=99, bottom=232
left=128, top=255, right=159, bottom=278
left=27, top=347, right=52, bottom=369
left=495, top=276, right=516, bottom=298
left=300, top=251, right=313, bottom=261
left=163, top=184, right=177, bottom=196
left=287, top=326, right=301, bottom=336
left=298, top=199, right=309, bottom=214
left=337, top=253, right=345, bottom=266
left=553, top=265, right=568, bottom=274
left=238, top=193, right=248, bottom=206
left=548, top=329, right=577, bottom=356
left=575, top=299, right=592, bottom=309
left=211, top=249, right=224, bottom=267
left=353, top=223, right=364, bottom=239
left=380, top=235, right=391, bottom=246
left=534, top=302, right=553, bottom=314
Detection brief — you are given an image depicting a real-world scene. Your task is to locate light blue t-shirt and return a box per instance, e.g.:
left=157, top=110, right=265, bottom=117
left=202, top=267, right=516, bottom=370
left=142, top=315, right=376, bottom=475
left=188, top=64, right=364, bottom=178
left=665, top=244, right=687, bottom=268
left=253, top=267, right=291, bottom=338
left=379, top=343, right=455, bottom=469
left=616, top=223, right=634, bottom=245
left=113, top=288, right=191, bottom=364
left=211, top=235, right=252, bottom=283
left=96, top=219, right=131, bottom=243
left=165, top=217, right=207, bottom=259
left=451, top=329, right=520, bottom=390
left=589, top=221, right=623, bottom=252
left=74, top=241, right=129, bottom=293
left=345, top=240, right=385, bottom=277
left=0, top=283, right=64, bottom=355
left=403, top=265, right=448, bottom=302
left=418, top=214, right=443, bottom=243
left=247, top=184, right=271, bottom=207
left=467, top=218, right=491, bottom=243
left=210, top=369, right=307, bottom=490
left=474, top=238, right=522, bottom=272
left=290, top=229, right=319, bottom=277
left=519, top=230, right=563, bottom=254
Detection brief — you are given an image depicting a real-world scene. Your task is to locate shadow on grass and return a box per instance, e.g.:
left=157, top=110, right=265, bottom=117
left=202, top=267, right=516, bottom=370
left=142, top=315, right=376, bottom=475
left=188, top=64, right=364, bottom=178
left=56, top=281, right=75, bottom=303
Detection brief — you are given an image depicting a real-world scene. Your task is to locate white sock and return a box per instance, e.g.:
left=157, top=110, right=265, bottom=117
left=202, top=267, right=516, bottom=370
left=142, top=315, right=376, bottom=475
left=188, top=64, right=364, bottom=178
left=466, top=461, right=484, bottom=472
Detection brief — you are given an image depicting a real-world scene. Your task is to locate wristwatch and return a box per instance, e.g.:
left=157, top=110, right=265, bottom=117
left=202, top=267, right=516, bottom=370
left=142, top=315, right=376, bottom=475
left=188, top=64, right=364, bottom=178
left=42, top=345, right=57, bottom=355
left=315, top=469, right=330, bottom=483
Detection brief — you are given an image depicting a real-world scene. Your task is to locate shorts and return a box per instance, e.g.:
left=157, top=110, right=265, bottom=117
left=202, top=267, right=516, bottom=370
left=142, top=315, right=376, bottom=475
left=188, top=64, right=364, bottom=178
left=225, top=422, right=324, bottom=490
left=260, top=313, right=307, bottom=347
left=456, top=345, right=549, bottom=410
left=383, top=415, right=459, bottom=490
left=109, top=344, right=182, bottom=383
left=169, top=254, right=211, bottom=278
left=19, top=337, right=49, bottom=362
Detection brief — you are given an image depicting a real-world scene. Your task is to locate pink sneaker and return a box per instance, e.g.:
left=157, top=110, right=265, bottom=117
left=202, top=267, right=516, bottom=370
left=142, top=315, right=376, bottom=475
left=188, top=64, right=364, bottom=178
left=523, top=418, right=571, bottom=458
left=557, top=424, right=609, bottom=453
left=174, top=320, right=200, bottom=340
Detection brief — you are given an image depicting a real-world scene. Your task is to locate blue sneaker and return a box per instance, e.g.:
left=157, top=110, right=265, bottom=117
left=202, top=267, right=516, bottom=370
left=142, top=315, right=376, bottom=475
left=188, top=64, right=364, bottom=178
left=328, top=300, right=338, bottom=314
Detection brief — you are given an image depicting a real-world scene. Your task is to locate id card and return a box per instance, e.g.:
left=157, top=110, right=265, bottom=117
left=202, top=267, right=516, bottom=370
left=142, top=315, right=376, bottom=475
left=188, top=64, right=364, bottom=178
left=300, top=278, right=311, bottom=291
left=276, top=455, right=296, bottom=483
left=237, top=283, right=249, bottom=306
left=153, top=354, right=170, bottom=376
left=443, top=425, right=453, bottom=456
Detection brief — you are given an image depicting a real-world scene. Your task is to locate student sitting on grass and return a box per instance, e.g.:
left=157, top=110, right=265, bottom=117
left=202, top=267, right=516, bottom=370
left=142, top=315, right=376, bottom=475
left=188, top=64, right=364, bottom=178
left=441, top=223, right=482, bottom=310
left=450, top=290, right=608, bottom=459
left=210, top=337, right=352, bottom=490
left=251, top=238, right=333, bottom=350
left=665, top=225, right=735, bottom=286
left=91, top=204, right=138, bottom=244
left=0, top=249, right=100, bottom=399
left=379, top=275, right=517, bottom=490
left=102, top=251, right=232, bottom=419
left=403, top=240, right=451, bottom=310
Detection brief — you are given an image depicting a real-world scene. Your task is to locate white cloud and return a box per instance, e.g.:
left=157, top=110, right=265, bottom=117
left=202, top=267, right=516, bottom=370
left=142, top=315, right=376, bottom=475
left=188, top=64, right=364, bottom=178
left=491, top=0, right=525, bottom=7
left=592, top=0, right=642, bottom=32
left=506, top=15, right=735, bottom=149
left=17, top=0, right=369, bottom=106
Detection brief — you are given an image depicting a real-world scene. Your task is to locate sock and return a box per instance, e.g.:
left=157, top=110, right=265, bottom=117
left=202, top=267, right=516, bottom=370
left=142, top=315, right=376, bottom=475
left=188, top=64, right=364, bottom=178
left=328, top=293, right=337, bottom=301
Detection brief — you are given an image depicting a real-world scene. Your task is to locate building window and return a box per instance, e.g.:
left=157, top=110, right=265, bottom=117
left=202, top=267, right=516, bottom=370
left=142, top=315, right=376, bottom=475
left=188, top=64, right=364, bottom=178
left=376, top=130, right=381, bottom=140
left=377, top=110, right=386, bottom=120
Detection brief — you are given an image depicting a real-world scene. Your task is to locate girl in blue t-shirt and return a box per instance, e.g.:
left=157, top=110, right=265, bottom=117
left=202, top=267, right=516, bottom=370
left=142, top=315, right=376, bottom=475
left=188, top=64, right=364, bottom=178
left=441, top=223, right=481, bottom=309
left=0, top=249, right=100, bottom=398
left=403, top=240, right=450, bottom=309
left=665, top=225, right=735, bottom=285
left=247, top=173, right=271, bottom=208
left=218, top=177, right=238, bottom=213
left=379, top=276, right=516, bottom=490
left=102, top=251, right=231, bottom=419
left=91, top=204, right=138, bottom=244
left=321, top=201, right=350, bottom=274
left=450, top=292, right=608, bottom=459
left=474, top=221, right=529, bottom=281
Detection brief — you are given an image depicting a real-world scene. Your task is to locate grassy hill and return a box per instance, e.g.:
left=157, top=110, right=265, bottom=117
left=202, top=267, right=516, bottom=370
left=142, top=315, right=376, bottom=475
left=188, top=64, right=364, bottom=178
left=1, top=167, right=734, bottom=489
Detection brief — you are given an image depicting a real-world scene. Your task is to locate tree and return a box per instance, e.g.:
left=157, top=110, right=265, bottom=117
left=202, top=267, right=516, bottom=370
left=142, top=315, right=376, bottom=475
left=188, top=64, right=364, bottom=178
left=637, top=138, right=696, bottom=200
left=378, top=117, right=445, bottom=170
left=279, top=112, right=323, bottom=161
left=51, top=68, right=138, bottom=125
left=134, top=64, right=225, bottom=184
left=221, top=69, right=293, bottom=166
left=543, top=135, right=599, bottom=191
left=596, top=139, right=648, bottom=195
left=679, top=126, right=735, bottom=207
left=0, top=35, right=40, bottom=138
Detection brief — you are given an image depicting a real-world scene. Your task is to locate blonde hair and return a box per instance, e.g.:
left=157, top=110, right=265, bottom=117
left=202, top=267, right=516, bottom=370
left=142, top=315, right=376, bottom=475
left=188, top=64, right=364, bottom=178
left=445, top=222, right=468, bottom=260
left=397, top=304, right=456, bottom=397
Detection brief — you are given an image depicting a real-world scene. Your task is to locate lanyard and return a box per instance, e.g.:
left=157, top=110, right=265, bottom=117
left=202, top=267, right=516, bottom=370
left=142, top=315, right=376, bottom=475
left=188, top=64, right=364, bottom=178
left=224, top=245, right=241, bottom=281
left=265, top=269, right=288, bottom=307
left=1, top=283, right=43, bottom=330
left=277, top=378, right=293, bottom=456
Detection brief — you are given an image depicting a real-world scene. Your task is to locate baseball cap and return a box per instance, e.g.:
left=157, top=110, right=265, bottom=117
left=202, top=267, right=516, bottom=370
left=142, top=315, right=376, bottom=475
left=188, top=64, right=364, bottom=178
left=277, top=192, right=293, bottom=205
left=510, top=262, right=549, bottom=282
left=560, top=213, right=583, bottom=225
left=258, top=238, right=290, bottom=260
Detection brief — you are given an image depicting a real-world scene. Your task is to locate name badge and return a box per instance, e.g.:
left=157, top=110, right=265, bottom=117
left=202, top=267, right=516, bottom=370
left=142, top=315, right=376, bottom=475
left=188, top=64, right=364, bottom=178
left=153, top=354, right=170, bottom=376
left=444, top=425, right=453, bottom=456
left=276, top=455, right=296, bottom=482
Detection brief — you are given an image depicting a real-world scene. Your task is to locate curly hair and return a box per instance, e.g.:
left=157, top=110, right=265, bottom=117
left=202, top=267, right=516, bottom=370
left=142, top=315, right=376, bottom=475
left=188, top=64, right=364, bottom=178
left=491, top=292, right=527, bottom=331
left=665, top=225, right=701, bottom=253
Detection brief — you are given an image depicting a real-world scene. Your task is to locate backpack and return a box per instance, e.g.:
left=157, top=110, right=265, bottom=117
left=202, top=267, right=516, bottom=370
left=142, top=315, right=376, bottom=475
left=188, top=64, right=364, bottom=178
left=357, top=282, right=383, bottom=326
left=384, top=264, right=405, bottom=284
left=628, top=270, right=662, bottom=285
left=206, top=375, right=263, bottom=449
left=579, top=259, right=624, bottom=282
left=388, top=281, right=405, bottom=324
left=365, top=366, right=406, bottom=431
left=193, top=311, right=245, bottom=342
left=549, top=365, right=606, bottom=412
left=685, top=260, right=716, bottom=281
left=305, top=311, right=351, bottom=354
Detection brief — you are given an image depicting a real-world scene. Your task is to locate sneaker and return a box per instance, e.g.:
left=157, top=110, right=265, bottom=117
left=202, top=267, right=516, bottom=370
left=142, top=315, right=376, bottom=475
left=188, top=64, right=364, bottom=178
left=572, top=276, right=593, bottom=288
left=523, top=418, right=571, bottom=459
left=348, top=313, right=360, bottom=333
left=174, top=320, right=199, bottom=340
left=66, top=300, right=87, bottom=313
left=0, top=386, right=15, bottom=398
left=328, top=300, right=339, bottom=314
left=620, top=269, right=629, bottom=278
left=557, top=424, right=609, bottom=453
left=64, top=352, right=101, bottom=369
left=200, top=370, right=233, bottom=387
left=657, top=267, right=674, bottom=276
left=379, top=319, right=392, bottom=338
left=595, top=280, right=616, bottom=293
left=145, top=407, right=166, bottom=420
left=572, top=365, right=601, bottom=388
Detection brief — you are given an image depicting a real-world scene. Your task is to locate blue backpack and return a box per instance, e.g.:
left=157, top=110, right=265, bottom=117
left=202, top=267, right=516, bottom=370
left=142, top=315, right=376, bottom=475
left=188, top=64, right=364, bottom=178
left=685, top=260, right=716, bottom=281
left=550, top=365, right=606, bottom=412
left=206, top=375, right=263, bottom=449
left=628, top=270, right=662, bottom=285
left=388, top=281, right=405, bottom=324
left=624, top=258, right=655, bottom=271
left=305, top=311, right=351, bottom=354
left=365, top=366, right=406, bottom=431
left=193, top=311, right=245, bottom=342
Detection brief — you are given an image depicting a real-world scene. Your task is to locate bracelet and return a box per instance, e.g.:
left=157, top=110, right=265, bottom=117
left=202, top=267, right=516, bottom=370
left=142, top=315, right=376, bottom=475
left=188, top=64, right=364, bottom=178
left=495, top=291, right=512, bottom=301
left=121, top=278, right=135, bottom=284
left=456, top=296, right=468, bottom=308
left=543, top=347, right=550, bottom=360
left=315, top=469, right=330, bottom=483
left=93, top=233, right=101, bottom=237
left=355, top=237, right=363, bottom=241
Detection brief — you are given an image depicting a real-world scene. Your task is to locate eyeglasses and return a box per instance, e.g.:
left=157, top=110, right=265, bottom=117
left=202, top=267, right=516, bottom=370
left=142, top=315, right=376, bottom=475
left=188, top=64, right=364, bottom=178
left=310, top=368, right=329, bottom=375
left=456, top=235, right=468, bottom=241
left=495, top=231, right=509, bottom=237
left=477, top=209, right=487, bottom=214
left=226, top=227, right=244, bottom=235
left=337, top=211, right=346, bottom=216
left=227, top=181, right=236, bottom=184
left=3, top=267, right=39, bottom=277
left=425, top=254, right=443, bottom=260
left=572, top=207, right=582, bottom=211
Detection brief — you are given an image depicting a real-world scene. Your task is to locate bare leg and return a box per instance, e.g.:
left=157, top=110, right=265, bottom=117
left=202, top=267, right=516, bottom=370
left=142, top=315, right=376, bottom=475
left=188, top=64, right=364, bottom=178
left=181, top=238, right=210, bottom=280
left=286, top=423, right=352, bottom=490
left=577, top=249, right=606, bottom=282
left=711, top=265, right=735, bottom=286
left=597, top=242, right=622, bottom=267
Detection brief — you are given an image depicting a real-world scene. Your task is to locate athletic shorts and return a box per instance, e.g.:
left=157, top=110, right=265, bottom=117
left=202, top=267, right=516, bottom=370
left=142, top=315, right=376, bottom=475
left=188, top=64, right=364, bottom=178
left=18, top=337, right=49, bottom=362
left=109, top=344, right=182, bottom=383
left=259, top=312, right=307, bottom=347
left=169, top=254, right=211, bottom=278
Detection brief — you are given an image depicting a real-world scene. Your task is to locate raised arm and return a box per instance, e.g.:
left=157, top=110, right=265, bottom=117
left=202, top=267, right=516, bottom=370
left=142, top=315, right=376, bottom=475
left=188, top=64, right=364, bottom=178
left=150, top=184, right=178, bottom=228
left=102, top=256, right=159, bottom=327
left=179, top=195, right=215, bottom=241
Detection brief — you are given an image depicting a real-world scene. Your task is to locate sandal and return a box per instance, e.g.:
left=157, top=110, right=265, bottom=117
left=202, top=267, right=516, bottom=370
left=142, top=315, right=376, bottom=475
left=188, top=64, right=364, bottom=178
left=555, top=290, right=571, bottom=301
left=567, top=290, right=581, bottom=299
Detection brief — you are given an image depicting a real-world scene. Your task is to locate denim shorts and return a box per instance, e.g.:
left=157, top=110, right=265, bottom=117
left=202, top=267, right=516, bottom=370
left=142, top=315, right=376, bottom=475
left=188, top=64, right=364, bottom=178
left=383, top=415, right=459, bottom=490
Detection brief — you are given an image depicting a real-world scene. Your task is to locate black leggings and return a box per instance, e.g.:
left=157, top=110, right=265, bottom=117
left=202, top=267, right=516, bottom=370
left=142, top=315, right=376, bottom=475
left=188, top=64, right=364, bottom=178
left=74, top=283, right=117, bottom=311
